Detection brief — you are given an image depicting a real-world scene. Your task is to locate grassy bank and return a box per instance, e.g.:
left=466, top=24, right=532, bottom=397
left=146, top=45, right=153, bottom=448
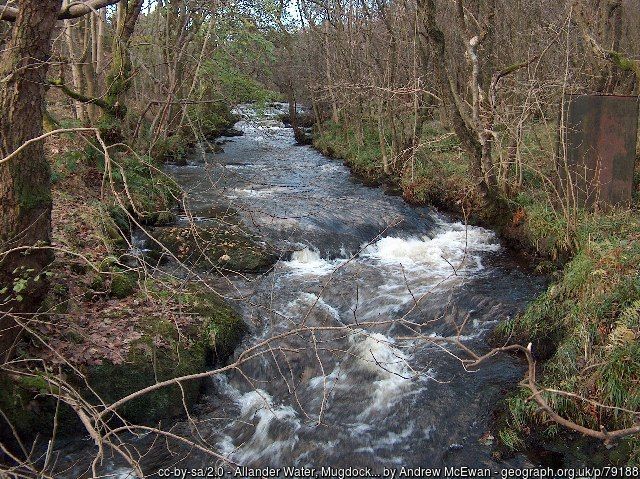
left=313, top=118, right=640, bottom=464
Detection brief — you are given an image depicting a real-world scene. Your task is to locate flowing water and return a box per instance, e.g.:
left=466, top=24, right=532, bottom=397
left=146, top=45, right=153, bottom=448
left=58, top=104, right=550, bottom=477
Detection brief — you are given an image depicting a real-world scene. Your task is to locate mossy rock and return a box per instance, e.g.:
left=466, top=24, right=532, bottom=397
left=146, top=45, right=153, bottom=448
left=0, top=285, right=247, bottom=445
left=187, top=291, right=247, bottom=363
left=87, top=274, right=108, bottom=297
left=0, top=317, right=210, bottom=438
left=107, top=204, right=132, bottom=237
left=192, top=204, right=241, bottom=222
left=0, top=372, right=79, bottom=445
left=155, top=211, right=176, bottom=226
left=109, top=272, right=137, bottom=299
left=139, top=210, right=176, bottom=227
left=85, top=291, right=246, bottom=425
left=151, top=224, right=278, bottom=273
left=100, top=214, right=128, bottom=250
left=105, top=154, right=180, bottom=226
left=86, top=335, right=207, bottom=426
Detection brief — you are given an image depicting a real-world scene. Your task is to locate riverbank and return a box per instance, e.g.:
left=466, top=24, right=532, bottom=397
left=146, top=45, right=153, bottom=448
left=0, top=106, right=278, bottom=448
left=312, top=118, right=640, bottom=465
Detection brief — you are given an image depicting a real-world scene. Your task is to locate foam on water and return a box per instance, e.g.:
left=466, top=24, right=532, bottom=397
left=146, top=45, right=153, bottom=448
left=309, top=331, right=429, bottom=418
left=283, top=247, right=341, bottom=275
left=308, top=367, right=347, bottom=390
left=230, top=187, right=279, bottom=198
left=212, top=379, right=303, bottom=465
left=223, top=163, right=255, bottom=170
left=372, top=421, right=416, bottom=450
left=348, top=332, right=413, bottom=412
left=295, top=292, right=343, bottom=323
left=320, top=163, right=341, bottom=172
left=297, top=330, right=431, bottom=424
left=362, top=224, right=500, bottom=274
left=111, top=468, right=136, bottom=479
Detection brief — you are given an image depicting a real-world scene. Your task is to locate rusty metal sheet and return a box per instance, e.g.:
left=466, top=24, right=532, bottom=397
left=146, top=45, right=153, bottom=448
left=559, top=94, right=639, bottom=207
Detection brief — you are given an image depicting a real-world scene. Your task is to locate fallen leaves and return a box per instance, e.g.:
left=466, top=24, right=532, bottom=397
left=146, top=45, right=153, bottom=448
left=29, top=292, right=201, bottom=367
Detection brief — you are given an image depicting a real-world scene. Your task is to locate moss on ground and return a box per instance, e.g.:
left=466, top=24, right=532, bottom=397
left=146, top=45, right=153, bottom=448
left=86, top=316, right=207, bottom=426
left=1, top=286, right=247, bottom=442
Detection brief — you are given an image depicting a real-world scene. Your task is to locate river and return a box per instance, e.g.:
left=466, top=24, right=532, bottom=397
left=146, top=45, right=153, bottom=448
left=59, top=104, right=549, bottom=477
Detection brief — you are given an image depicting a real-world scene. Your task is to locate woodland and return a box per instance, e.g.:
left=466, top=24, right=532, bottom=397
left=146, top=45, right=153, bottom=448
left=1, top=0, right=640, bottom=476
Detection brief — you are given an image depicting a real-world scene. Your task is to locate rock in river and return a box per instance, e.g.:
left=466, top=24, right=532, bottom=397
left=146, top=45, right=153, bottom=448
left=151, top=223, right=279, bottom=273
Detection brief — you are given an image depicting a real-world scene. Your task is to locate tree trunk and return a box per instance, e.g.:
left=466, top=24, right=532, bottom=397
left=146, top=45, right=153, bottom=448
left=417, top=0, right=487, bottom=195
left=64, top=14, right=89, bottom=123
left=0, top=0, right=63, bottom=361
left=96, top=8, right=106, bottom=73
left=323, top=21, right=340, bottom=123
left=101, top=0, right=143, bottom=141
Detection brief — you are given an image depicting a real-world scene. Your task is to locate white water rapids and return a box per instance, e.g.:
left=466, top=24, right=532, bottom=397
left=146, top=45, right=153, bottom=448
left=55, top=103, right=550, bottom=477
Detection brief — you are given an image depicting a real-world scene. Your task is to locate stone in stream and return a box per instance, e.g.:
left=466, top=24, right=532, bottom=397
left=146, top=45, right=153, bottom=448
left=220, top=127, right=244, bottom=137
left=151, top=223, right=278, bottom=274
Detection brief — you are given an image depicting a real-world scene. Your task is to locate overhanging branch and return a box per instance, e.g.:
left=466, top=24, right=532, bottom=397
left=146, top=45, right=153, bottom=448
left=0, top=0, right=119, bottom=22
left=48, top=79, right=122, bottom=118
left=49, top=79, right=108, bottom=108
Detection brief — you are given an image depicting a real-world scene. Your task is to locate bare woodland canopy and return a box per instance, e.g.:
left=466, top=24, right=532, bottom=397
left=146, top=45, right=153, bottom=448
left=1, top=0, right=640, bottom=475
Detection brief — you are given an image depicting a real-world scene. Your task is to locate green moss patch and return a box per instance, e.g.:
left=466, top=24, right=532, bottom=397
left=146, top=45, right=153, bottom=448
left=3, top=284, right=247, bottom=442
left=86, top=332, right=207, bottom=425
left=109, top=271, right=137, bottom=299
left=186, top=290, right=247, bottom=363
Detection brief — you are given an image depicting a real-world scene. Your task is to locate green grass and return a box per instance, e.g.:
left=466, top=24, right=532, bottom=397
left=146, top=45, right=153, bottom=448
left=314, top=120, right=388, bottom=179
left=499, top=428, right=525, bottom=451
left=498, top=228, right=640, bottom=462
